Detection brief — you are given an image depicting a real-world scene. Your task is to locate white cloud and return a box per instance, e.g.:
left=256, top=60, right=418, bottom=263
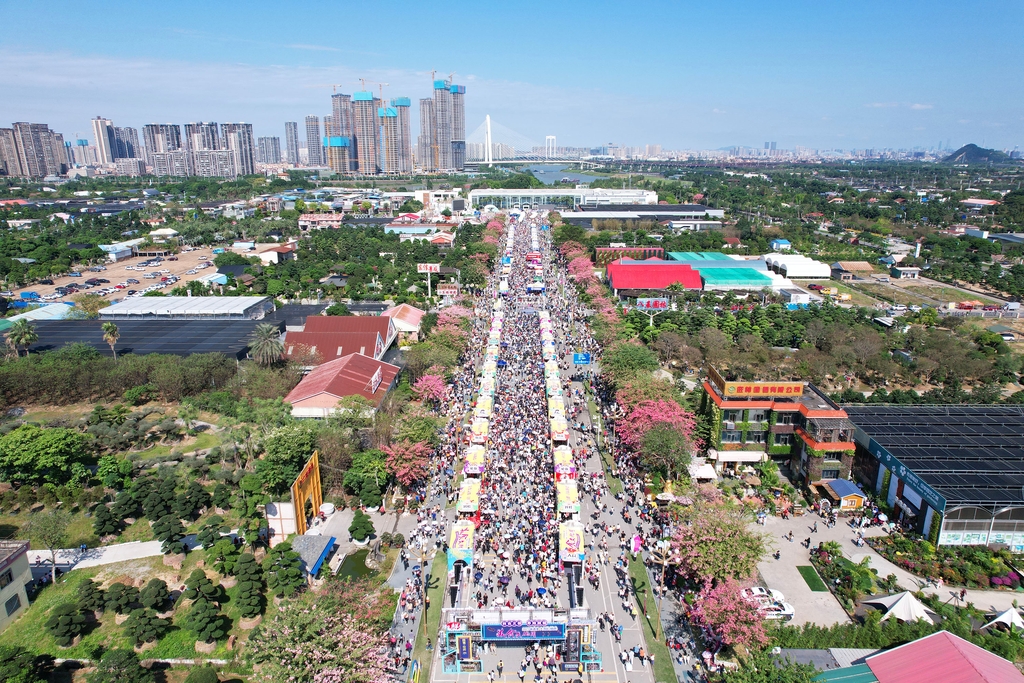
left=864, top=102, right=898, bottom=108
left=286, top=44, right=342, bottom=53
left=910, top=103, right=933, bottom=110
left=712, top=108, right=726, bottom=114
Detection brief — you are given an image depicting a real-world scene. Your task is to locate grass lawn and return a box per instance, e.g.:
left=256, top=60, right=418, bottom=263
left=412, top=551, right=447, bottom=667
left=851, top=283, right=930, bottom=307
left=797, top=565, right=829, bottom=592
left=134, top=430, right=222, bottom=460
left=801, top=280, right=880, bottom=307
left=904, top=283, right=1001, bottom=305
left=587, top=398, right=622, bottom=495
left=626, top=555, right=676, bottom=683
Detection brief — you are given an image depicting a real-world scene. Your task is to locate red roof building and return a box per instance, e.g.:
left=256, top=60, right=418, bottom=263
left=303, top=315, right=396, bottom=347
left=283, top=330, right=386, bottom=364
left=382, top=303, right=426, bottom=340
left=866, top=630, right=1024, bottom=683
left=605, top=258, right=702, bottom=294
left=285, top=353, right=400, bottom=417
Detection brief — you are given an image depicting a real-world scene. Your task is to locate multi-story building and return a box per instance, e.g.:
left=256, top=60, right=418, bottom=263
left=391, top=97, right=413, bottom=174
left=114, top=158, right=146, bottom=177
left=8, top=123, right=67, bottom=177
left=192, top=149, right=236, bottom=178
left=258, top=136, right=282, bottom=164
left=71, top=139, right=97, bottom=166
left=284, top=121, right=300, bottom=165
left=417, top=98, right=436, bottom=171
left=304, top=116, right=323, bottom=167
left=331, top=93, right=353, bottom=137
left=351, top=91, right=379, bottom=174
left=0, top=128, right=24, bottom=176
left=378, top=105, right=401, bottom=174
left=184, top=122, right=220, bottom=152
left=91, top=116, right=115, bottom=164
left=0, top=540, right=31, bottom=633
left=113, top=127, right=140, bottom=159
left=432, top=80, right=453, bottom=170
left=450, top=84, right=465, bottom=171
left=323, top=136, right=352, bottom=175
left=151, top=149, right=191, bottom=176
left=221, top=123, right=255, bottom=175
left=698, top=367, right=856, bottom=478
left=142, top=123, right=182, bottom=163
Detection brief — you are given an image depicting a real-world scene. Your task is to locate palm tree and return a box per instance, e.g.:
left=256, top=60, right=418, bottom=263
left=248, top=323, right=283, bottom=367
left=5, top=319, right=38, bottom=357
left=101, top=321, right=120, bottom=361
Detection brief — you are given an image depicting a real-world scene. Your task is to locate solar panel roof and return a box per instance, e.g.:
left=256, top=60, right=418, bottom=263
left=845, top=405, right=1024, bottom=507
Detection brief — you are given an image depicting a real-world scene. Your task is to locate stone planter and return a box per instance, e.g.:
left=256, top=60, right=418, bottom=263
left=273, top=595, right=284, bottom=607
left=220, top=575, right=237, bottom=589
left=195, top=640, right=217, bottom=654
left=352, top=536, right=370, bottom=547
left=238, top=614, right=263, bottom=630
left=115, top=613, right=130, bottom=625
left=364, top=506, right=380, bottom=514
left=157, top=609, right=174, bottom=619
left=134, top=640, right=158, bottom=653
left=91, top=610, right=104, bottom=622
left=163, top=552, right=185, bottom=569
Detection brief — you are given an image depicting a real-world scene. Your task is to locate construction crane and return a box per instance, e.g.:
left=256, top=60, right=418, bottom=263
left=308, top=84, right=344, bottom=93
left=359, top=78, right=368, bottom=91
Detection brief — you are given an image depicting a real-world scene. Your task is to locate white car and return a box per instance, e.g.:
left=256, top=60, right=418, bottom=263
left=759, top=601, right=795, bottom=621
left=741, top=587, right=785, bottom=603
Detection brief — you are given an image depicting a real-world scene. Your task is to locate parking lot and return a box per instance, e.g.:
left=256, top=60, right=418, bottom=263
left=4, top=246, right=221, bottom=302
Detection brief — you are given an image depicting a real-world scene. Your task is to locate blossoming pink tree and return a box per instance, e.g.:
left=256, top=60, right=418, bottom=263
left=615, top=399, right=697, bottom=450
left=382, top=439, right=432, bottom=487
left=669, top=500, right=767, bottom=582
left=689, top=578, right=768, bottom=651
left=412, top=374, right=447, bottom=407
left=568, top=256, right=595, bottom=283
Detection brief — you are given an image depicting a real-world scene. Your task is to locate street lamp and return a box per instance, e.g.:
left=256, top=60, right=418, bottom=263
left=650, top=543, right=679, bottom=640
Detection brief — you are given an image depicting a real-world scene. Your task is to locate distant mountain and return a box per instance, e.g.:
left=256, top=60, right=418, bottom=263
left=943, top=143, right=1012, bottom=165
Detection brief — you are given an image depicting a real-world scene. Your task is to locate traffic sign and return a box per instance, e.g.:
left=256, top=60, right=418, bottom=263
left=573, top=353, right=591, bottom=365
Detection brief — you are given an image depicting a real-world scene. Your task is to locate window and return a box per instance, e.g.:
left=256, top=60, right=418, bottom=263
left=722, top=430, right=741, bottom=443
left=4, top=594, right=20, bottom=617
left=777, top=413, right=794, bottom=425
left=746, top=432, right=766, bottom=444
left=723, top=410, right=740, bottom=423
left=0, top=570, right=11, bottom=589
left=822, top=469, right=840, bottom=480
left=748, top=410, right=767, bottom=423
left=775, top=434, right=793, bottom=446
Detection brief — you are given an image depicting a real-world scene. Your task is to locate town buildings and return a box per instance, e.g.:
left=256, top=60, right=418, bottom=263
left=304, top=116, right=323, bottom=167
left=0, top=122, right=68, bottom=177
left=284, top=121, right=300, bottom=165
left=258, top=136, right=282, bottom=164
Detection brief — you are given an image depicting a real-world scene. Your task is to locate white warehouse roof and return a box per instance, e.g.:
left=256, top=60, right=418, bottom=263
left=762, top=254, right=831, bottom=279
left=99, top=296, right=273, bottom=319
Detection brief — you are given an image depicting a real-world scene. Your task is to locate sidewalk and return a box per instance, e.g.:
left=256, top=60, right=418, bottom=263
left=29, top=540, right=163, bottom=579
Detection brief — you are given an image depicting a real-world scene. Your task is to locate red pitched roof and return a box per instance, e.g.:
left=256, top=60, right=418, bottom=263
left=605, top=258, right=702, bottom=290
left=724, top=237, right=741, bottom=245
left=283, top=330, right=385, bottom=362
left=382, top=303, right=426, bottom=329
left=285, top=353, right=400, bottom=407
left=867, top=631, right=1024, bottom=683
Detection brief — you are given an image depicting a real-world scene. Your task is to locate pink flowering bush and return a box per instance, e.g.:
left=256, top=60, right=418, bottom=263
left=616, top=399, right=697, bottom=450
left=383, top=439, right=432, bottom=487
left=690, top=578, right=768, bottom=651
left=568, top=256, right=595, bottom=283
left=412, top=374, right=447, bottom=406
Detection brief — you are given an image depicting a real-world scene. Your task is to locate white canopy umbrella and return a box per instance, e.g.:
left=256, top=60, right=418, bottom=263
left=981, top=609, right=1024, bottom=631
left=862, top=592, right=937, bottom=623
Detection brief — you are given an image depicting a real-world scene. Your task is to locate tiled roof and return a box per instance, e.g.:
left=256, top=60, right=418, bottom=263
left=283, top=330, right=384, bottom=362
left=866, top=631, right=1024, bottom=683
left=284, top=353, right=400, bottom=407
left=605, top=258, right=702, bottom=290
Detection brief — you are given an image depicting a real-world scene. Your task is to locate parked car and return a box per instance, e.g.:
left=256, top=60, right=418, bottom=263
left=0, top=291, right=13, bottom=297
left=807, top=284, right=823, bottom=291
left=39, top=279, right=54, bottom=285
left=198, top=256, right=208, bottom=260
left=68, top=272, right=81, bottom=277
left=126, top=278, right=140, bottom=284
left=759, top=601, right=795, bottom=621
left=168, top=256, right=178, bottom=261
left=741, top=587, right=785, bottom=603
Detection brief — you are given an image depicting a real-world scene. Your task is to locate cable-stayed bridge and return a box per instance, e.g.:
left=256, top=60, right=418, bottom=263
left=465, top=116, right=601, bottom=166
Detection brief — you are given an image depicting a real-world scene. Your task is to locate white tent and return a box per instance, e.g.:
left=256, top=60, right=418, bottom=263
left=981, top=609, right=1024, bottom=632
left=862, top=592, right=937, bottom=623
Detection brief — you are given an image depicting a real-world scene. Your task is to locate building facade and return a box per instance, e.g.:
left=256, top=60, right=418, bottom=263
left=417, top=97, right=436, bottom=171
left=113, top=126, right=140, bottom=159
left=699, top=367, right=856, bottom=477
left=450, top=84, right=466, bottom=171
left=184, top=122, right=220, bottom=152
left=151, top=149, right=191, bottom=177
left=0, top=540, right=31, bottom=633
left=221, top=123, right=255, bottom=176
left=5, top=123, right=67, bottom=177
left=323, top=136, right=352, bottom=175
left=91, top=116, right=115, bottom=164
left=391, top=97, right=412, bottom=174
left=351, top=91, right=379, bottom=174
left=304, top=116, right=323, bottom=167
left=258, top=136, right=282, bottom=164
left=432, top=80, right=453, bottom=170
left=284, top=121, right=300, bottom=165
left=192, top=149, right=236, bottom=178
left=142, top=123, right=182, bottom=164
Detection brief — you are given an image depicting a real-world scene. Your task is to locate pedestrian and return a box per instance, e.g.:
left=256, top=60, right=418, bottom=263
left=498, top=660, right=504, bottom=676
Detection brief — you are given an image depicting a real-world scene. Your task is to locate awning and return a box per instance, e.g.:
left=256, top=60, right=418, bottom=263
left=457, top=478, right=481, bottom=513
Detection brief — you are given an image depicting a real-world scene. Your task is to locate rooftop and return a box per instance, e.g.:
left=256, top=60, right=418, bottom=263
left=98, top=296, right=272, bottom=319
left=285, top=353, right=400, bottom=407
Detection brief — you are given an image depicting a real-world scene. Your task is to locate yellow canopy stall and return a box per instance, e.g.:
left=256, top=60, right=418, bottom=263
left=470, top=418, right=489, bottom=444
left=463, top=445, right=486, bottom=475
left=457, top=478, right=482, bottom=513
left=556, top=481, right=581, bottom=514
left=559, top=521, right=586, bottom=563
left=447, top=520, right=475, bottom=571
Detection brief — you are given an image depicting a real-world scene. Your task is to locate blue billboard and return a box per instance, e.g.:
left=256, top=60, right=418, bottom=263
left=481, top=622, right=567, bottom=641
left=573, top=353, right=591, bottom=365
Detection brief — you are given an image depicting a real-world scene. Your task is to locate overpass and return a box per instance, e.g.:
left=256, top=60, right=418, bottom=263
left=467, top=187, right=658, bottom=209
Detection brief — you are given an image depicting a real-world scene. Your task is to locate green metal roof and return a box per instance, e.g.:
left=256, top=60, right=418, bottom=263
left=667, top=251, right=734, bottom=261
left=699, top=268, right=775, bottom=286
left=814, top=664, right=878, bottom=683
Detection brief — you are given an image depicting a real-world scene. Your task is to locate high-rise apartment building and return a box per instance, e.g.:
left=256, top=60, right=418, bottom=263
left=450, top=84, right=465, bottom=171
left=323, top=136, right=352, bottom=175
left=378, top=105, right=401, bottom=174
left=304, top=116, right=323, bottom=167
left=391, top=97, right=413, bottom=174
left=221, top=123, right=255, bottom=176
left=151, top=150, right=191, bottom=177
left=258, top=137, right=282, bottom=164
left=72, top=139, right=97, bottom=167
left=284, top=122, right=300, bottom=165
left=142, top=124, right=182, bottom=163
left=113, top=127, right=140, bottom=159
left=5, top=123, right=67, bottom=177
left=351, top=91, right=379, bottom=174
left=91, top=117, right=115, bottom=164
left=114, top=158, right=146, bottom=177
left=193, top=149, right=236, bottom=178
left=331, top=94, right=353, bottom=137
left=417, top=98, right=436, bottom=170
left=184, top=122, right=220, bottom=152
left=432, top=80, right=453, bottom=170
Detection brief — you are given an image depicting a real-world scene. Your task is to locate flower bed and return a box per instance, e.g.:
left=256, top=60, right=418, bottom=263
left=809, top=541, right=897, bottom=612
left=868, top=535, right=1023, bottom=589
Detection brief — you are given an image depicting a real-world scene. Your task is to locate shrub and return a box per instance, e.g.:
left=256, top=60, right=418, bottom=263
left=262, top=542, right=304, bottom=599
left=183, top=569, right=221, bottom=602
left=122, top=608, right=169, bottom=647
left=139, top=578, right=169, bottom=611
left=76, top=579, right=105, bottom=614
left=104, top=583, right=140, bottom=615
left=152, top=514, right=187, bottom=554
left=182, top=598, right=226, bottom=644
left=183, top=667, right=220, bottom=683
left=45, top=603, right=87, bottom=647
left=93, top=504, right=122, bottom=537
left=348, top=510, right=375, bottom=542
left=87, top=648, right=153, bottom=683
left=233, top=553, right=265, bottom=619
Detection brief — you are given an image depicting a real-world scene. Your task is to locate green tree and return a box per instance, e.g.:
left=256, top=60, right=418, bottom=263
left=255, top=423, right=319, bottom=495
left=212, top=484, right=233, bottom=511
left=247, top=323, right=283, bottom=367
left=639, top=424, right=692, bottom=480
left=5, top=319, right=38, bottom=357
left=183, top=569, right=221, bottom=602
left=182, top=598, right=227, bottom=645
left=23, top=510, right=71, bottom=584
left=139, top=578, right=170, bottom=611
left=87, top=649, right=153, bottom=683
left=97, top=455, right=133, bottom=489
left=324, top=302, right=350, bottom=316
left=0, top=424, right=89, bottom=485
left=262, top=541, right=304, bottom=599
left=233, top=553, right=265, bottom=619
left=104, top=582, right=140, bottom=615
left=196, top=515, right=229, bottom=548
left=122, top=608, right=169, bottom=647
left=93, top=504, right=122, bottom=537
left=725, top=647, right=817, bottom=682
left=44, top=603, right=86, bottom=647
left=0, top=644, right=53, bottom=683
left=152, top=514, right=187, bottom=555
left=348, top=509, right=375, bottom=543
left=101, top=322, right=120, bottom=361
left=76, top=579, right=105, bottom=615
left=209, top=538, right=241, bottom=576
left=601, top=341, right=660, bottom=387
left=183, top=667, right=220, bottom=683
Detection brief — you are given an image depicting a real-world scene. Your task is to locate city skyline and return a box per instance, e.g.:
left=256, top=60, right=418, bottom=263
left=0, top=0, right=1022, bottom=152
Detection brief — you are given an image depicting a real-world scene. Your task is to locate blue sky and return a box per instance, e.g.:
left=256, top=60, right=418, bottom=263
left=1, top=0, right=1021, bottom=151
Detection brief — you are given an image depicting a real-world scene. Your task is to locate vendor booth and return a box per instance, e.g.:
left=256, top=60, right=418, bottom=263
left=556, top=481, right=581, bottom=515
left=463, top=445, right=486, bottom=476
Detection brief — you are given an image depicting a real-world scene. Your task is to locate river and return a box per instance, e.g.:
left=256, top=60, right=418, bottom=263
left=523, top=164, right=601, bottom=186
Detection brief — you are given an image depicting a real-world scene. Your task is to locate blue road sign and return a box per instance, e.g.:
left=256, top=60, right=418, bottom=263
left=573, top=353, right=591, bottom=365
